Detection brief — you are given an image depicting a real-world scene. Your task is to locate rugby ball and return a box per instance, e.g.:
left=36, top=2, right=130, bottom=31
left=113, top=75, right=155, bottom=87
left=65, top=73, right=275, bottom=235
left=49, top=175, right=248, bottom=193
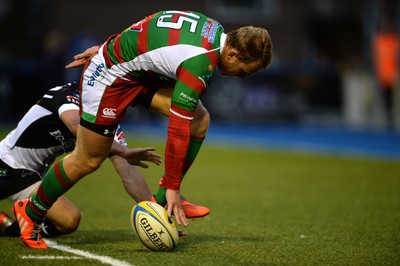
left=130, top=201, right=179, bottom=251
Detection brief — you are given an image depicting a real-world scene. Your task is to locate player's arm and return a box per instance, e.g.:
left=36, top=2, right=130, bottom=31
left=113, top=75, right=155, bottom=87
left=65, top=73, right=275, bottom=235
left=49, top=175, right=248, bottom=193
left=164, top=56, right=214, bottom=190
left=164, top=55, right=215, bottom=225
left=65, top=45, right=100, bottom=69
left=60, top=109, right=80, bottom=135
left=164, top=105, right=192, bottom=226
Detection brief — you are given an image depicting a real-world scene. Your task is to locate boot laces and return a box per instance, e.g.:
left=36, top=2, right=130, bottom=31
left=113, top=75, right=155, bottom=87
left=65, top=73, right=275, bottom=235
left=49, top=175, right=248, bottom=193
left=31, top=223, right=45, bottom=242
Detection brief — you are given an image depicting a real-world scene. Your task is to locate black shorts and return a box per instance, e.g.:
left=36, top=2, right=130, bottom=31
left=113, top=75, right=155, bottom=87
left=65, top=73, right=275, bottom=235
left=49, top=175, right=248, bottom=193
left=0, top=159, right=41, bottom=200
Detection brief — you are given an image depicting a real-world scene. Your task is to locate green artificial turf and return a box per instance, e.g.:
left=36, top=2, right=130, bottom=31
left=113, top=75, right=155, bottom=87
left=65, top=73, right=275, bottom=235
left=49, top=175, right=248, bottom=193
left=0, top=135, right=399, bottom=265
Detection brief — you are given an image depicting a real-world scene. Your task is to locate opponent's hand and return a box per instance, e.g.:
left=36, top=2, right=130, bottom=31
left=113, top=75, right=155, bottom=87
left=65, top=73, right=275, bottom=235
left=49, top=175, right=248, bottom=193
left=65, top=45, right=100, bottom=69
left=123, top=147, right=162, bottom=168
left=166, top=189, right=188, bottom=227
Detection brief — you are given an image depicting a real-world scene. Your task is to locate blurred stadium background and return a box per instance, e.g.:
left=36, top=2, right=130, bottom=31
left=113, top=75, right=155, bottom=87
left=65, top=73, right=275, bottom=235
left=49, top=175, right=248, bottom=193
left=0, top=0, right=399, bottom=158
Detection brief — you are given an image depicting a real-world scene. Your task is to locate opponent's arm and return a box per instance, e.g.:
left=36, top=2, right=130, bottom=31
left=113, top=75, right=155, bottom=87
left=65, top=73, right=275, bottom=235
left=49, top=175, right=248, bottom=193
left=60, top=110, right=80, bottom=135
left=109, top=155, right=153, bottom=202
left=114, top=145, right=161, bottom=168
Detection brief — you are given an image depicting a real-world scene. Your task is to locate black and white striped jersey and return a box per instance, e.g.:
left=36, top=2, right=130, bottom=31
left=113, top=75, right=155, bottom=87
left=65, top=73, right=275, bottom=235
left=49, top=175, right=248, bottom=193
left=0, top=83, right=80, bottom=176
left=0, top=82, right=128, bottom=178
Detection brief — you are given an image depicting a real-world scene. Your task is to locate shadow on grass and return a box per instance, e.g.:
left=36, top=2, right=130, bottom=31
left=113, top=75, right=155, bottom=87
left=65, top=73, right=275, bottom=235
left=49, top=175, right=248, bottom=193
left=185, top=233, right=265, bottom=243
left=53, top=229, right=135, bottom=245
left=50, top=229, right=265, bottom=250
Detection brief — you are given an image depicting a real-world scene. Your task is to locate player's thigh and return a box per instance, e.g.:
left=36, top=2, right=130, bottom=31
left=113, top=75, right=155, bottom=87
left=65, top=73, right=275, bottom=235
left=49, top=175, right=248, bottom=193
left=149, top=86, right=173, bottom=116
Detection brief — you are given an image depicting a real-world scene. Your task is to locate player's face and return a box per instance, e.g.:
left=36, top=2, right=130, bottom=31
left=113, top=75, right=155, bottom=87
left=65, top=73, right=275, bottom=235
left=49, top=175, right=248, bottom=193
left=218, top=47, right=262, bottom=79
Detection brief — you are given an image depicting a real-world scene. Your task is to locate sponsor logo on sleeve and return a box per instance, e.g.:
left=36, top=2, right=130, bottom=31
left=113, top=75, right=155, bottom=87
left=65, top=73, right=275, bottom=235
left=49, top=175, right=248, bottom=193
left=179, top=92, right=198, bottom=104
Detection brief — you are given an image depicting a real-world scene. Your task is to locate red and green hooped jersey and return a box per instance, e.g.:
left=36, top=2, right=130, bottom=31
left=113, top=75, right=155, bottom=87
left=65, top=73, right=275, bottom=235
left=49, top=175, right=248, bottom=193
left=102, top=10, right=224, bottom=113
left=101, top=10, right=225, bottom=190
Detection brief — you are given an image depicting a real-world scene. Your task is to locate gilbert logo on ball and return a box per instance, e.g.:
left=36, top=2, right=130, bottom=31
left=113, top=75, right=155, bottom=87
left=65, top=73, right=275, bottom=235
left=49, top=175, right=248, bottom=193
left=130, top=201, right=179, bottom=251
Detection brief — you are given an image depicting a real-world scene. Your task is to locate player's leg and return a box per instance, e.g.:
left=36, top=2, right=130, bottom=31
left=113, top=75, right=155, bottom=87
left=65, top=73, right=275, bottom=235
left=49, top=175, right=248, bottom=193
left=27, top=127, right=112, bottom=220
left=13, top=126, right=113, bottom=248
left=182, top=99, right=210, bottom=177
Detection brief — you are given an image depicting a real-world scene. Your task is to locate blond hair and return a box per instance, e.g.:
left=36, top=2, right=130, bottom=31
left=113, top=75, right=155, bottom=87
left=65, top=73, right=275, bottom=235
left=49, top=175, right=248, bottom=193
left=226, top=26, right=273, bottom=69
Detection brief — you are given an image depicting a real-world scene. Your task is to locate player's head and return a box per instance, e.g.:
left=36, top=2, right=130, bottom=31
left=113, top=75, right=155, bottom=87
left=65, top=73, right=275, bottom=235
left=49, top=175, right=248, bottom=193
left=219, top=26, right=272, bottom=78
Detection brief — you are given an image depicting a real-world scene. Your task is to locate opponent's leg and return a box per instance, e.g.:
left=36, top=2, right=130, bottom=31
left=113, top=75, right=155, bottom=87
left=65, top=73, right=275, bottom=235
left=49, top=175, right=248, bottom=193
left=0, top=210, right=19, bottom=236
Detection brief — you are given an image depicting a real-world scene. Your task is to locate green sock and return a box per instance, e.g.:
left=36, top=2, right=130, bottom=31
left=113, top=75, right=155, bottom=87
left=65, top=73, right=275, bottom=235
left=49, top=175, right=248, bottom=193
left=154, top=187, right=167, bottom=206
left=26, top=159, right=75, bottom=222
left=182, top=136, right=204, bottom=178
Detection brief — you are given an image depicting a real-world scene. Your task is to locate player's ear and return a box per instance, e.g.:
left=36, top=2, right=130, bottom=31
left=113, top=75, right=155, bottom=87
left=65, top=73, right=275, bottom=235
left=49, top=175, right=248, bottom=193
left=227, top=47, right=239, bottom=61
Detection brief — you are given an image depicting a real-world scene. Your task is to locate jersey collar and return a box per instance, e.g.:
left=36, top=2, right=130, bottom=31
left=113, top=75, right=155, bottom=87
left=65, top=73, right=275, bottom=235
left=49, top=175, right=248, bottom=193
left=220, top=33, right=227, bottom=53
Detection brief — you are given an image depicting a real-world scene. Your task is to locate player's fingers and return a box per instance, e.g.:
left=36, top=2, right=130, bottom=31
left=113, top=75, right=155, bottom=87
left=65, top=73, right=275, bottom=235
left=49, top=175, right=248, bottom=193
left=149, top=160, right=161, bottom=166
left=171, top=204, right=184, bottom=226
left=149, top=156, right=162, bottom=165
left=65, top=59, right=85, bottom=69
left=167, top=205, right=174, bottom=223
left=138, top=162, right=149, bottom=168
left=177, top=206, right=188, bottom=227
left=65, top=62, right=77, bottom=69
left=73, top=54, right=84, bottom=60
left=147, top=151, right=161, bottom=158
left=138, top=147, right=156, bottom=152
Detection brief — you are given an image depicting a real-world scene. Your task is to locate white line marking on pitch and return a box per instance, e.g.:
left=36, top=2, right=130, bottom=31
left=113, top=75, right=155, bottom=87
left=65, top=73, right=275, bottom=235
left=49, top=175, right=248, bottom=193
left=30, top=240, right=134, bottom=266
left=21, top=255, right=83, bottom=260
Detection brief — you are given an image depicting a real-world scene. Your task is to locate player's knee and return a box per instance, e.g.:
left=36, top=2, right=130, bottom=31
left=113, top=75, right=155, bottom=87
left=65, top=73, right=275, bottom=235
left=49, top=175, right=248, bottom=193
left=198, top=110, right=210, bottom=135
left=61, top=209, right=81, bottom=234
left=47, top=208, right=81, bottom=236
left=78, top=156, right=104, bottom=174
left=86, top=158, right=103, bottom=172
left=192, top=108, right=210, bottom=137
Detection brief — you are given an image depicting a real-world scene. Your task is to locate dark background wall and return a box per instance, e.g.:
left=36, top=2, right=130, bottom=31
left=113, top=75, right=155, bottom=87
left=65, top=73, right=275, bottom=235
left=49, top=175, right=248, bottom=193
left=0, top=0, right=398, bottom=128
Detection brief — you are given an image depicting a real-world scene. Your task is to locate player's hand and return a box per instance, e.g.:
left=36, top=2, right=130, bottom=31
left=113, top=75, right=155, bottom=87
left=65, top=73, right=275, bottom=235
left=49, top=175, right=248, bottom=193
left=65, top=45, right=100, bottom=69
left=123, top=147, right=162, bottom=168
left=166, top=189, right=188, bottom=227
